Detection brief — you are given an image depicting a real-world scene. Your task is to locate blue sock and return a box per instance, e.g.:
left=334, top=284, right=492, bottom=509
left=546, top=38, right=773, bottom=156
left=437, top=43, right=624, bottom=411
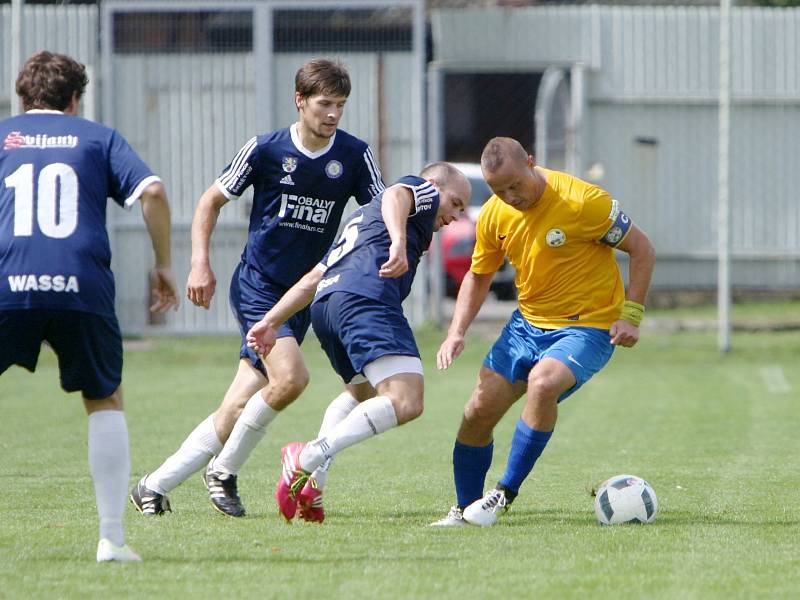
left=453, top=440, right=493, bottom=509
left=498, top=420, right=553, bottom=495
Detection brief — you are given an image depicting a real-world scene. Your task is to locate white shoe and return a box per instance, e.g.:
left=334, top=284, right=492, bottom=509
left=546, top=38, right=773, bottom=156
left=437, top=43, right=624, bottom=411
left=429, top=506, right=468, bottom=527
left=96, top=539, right=142, bottom=562
left=462, top=489, right=508, bottom=527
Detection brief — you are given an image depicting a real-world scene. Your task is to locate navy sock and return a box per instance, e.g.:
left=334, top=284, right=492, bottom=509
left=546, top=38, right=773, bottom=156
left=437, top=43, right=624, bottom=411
left=453, top=440, right=493, bottom=509
left=498, top=420, right=553, bottom=495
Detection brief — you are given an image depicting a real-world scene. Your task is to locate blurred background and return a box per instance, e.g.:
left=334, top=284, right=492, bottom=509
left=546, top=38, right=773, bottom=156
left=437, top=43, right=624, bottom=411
left=2, top=0, right=798, bottom=343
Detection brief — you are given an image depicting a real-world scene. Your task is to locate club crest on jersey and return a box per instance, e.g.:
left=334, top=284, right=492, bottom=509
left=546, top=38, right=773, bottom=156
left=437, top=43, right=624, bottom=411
left=325, top=160, right=343, bottom=179
left=546, top=228, right=566, bottom=247
left=282, top=156, right=298, bottom=173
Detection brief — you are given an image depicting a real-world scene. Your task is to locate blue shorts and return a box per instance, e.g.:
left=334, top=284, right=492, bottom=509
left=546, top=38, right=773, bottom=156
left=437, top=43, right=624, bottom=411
left=484, top=310, right=614, bottom=402
left=311, top=292, right=420, bottom=384
left=0, top=309, right=123, bottom=400
left=229, top=262, right=311, bottom=375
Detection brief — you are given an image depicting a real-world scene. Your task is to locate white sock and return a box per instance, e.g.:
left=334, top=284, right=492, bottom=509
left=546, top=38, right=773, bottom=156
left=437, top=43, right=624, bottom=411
left=88, top=410, right=129, bottom=547
left=311, top=392, right=359, bottom=489
left=299, top=395, right=397, bottom=473
left=146, top=415, right=222, bottom=494
left=212, top=391, right=278, bottom=475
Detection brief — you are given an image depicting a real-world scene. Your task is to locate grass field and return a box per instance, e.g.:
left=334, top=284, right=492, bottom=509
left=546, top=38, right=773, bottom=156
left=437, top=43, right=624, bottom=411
left=1, top=313, right=799, bottom=599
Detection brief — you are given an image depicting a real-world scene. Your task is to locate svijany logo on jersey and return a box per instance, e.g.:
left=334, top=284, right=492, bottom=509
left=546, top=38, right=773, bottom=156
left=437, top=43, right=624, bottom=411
left=7, top=274, right=80, bottom=293
left=3, top=131, right=79, bottom=150
left=278, top=193, right=335, bottom=225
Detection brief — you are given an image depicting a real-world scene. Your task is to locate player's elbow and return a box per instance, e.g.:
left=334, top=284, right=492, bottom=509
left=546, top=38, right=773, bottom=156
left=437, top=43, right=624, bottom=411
left=140, top=181, right=168, bottom=206
left=626, top=228, right=656, bottom=265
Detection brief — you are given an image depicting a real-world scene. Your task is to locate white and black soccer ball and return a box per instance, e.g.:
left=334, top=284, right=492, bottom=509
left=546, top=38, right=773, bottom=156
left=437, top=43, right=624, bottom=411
left=594, top=474, right=658, bottom=525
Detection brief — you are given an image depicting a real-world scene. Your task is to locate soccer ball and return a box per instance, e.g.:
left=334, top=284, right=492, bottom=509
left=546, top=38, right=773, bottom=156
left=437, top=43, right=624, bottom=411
left=594, top=474, right=658, bottom=525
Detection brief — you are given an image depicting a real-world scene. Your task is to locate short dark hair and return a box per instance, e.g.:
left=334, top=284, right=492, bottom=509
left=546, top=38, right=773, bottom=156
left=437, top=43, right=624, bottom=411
left=16, top=51, right=88, bottom=112
left=420, top=161, right=462, bottom=184
left=295, top=58, right=351, bottom=99
left=480, top=137, right=528, bottom=174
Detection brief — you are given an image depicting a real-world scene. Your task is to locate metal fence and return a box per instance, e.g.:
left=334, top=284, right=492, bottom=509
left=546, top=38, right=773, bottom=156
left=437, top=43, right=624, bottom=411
left=3, top=3, right=799, bottom=333
left=430, top=6, right=800, bottom=303
left=100, top=0, right=426, bottom=334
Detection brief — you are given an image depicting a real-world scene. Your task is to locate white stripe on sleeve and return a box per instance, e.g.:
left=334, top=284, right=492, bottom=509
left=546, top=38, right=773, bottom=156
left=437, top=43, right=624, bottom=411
left=123, top=175, right=162, bottom=209
left=363, top=147, right=385, bottom=199
left=218, top=136, right=257, bottom=194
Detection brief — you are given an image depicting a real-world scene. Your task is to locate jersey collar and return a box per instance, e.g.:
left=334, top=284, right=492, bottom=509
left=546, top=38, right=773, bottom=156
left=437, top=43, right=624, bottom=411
left=26, top=109, right=64, bottom=114
left=290, top=123, right=336, bottom=159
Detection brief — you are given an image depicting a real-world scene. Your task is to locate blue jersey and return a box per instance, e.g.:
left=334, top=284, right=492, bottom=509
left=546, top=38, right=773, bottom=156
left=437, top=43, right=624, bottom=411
left=216, top=124, right=384, bottom=291
left=314, top=175, right=439, bottom=307
left=0, top=111, right=160, bottom=317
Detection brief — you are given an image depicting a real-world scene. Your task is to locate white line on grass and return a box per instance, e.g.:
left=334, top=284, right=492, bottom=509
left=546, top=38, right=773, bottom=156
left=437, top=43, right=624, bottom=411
left=759, top=366, right=792, bottom=394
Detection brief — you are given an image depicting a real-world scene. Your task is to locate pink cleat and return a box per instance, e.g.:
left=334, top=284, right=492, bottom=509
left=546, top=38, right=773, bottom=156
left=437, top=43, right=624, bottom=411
left=275, top=442, right=310, bottom=522
left=298, top=478, right=325, bottom=523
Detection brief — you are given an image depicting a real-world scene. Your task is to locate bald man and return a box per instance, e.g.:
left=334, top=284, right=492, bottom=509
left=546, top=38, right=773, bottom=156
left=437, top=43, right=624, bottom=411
left=431, top=137, right=656, bottom=527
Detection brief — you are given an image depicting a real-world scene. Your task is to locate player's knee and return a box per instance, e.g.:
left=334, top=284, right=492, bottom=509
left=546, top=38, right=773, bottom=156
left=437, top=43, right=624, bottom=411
left=82, top=387, right=124, bottom=414
left=279, top=377, right=308, bottom=403
left=394, top=395, right=423, bottom=425
left=527, top=373, right=562, bottom=403
left=273, top=366, right=309, bottom=400
left=463, top=398, right=497, bottom=426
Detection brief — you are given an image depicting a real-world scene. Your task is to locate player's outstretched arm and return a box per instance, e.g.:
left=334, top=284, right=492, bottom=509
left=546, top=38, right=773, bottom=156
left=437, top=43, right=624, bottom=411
left=437, top=271, right=494, bottom=369
left=246, top=267, right=325, bottom=356
left=379, top=185, right=414, bottom=278
left=187, top=184, right=228, bottom=309
left=140, top=181, right=179, bottom=313
left=609, top=225, right=656, bottom=347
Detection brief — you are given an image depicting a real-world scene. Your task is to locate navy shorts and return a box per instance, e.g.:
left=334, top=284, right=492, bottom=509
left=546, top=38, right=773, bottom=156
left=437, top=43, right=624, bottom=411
left=311, top=292, right=420, bottom=384
left=484, top=309, right=614, bottom=402
left=229, top=262, right=311, bottom=375
left=0, top=309, right=123, bottom=400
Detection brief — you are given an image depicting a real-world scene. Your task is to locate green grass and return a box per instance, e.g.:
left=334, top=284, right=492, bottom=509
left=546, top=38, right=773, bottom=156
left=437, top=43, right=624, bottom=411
left=648, top=299, right=800, bottom=322
left=1, top=323, right=799, bottom=599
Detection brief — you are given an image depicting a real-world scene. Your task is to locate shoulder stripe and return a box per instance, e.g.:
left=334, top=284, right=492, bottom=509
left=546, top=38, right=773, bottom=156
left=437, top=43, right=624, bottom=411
left=219, top=136, right=257, bottom=191
left=406, top=180, right=438, bottom=216
left=413, top=182, right=437, bottom=202
left=363, top=147, right=385, bottom=198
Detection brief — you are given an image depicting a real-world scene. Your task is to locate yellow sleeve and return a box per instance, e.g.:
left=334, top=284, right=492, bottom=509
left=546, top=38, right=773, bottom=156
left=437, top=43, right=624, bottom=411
left=470, top=203, right=505, bottom=274
left=580, top=185, right=616, bottom=240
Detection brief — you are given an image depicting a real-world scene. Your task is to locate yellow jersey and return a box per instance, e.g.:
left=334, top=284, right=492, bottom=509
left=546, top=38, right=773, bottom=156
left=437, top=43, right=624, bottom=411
left=471, top=168, right=632, bottom=329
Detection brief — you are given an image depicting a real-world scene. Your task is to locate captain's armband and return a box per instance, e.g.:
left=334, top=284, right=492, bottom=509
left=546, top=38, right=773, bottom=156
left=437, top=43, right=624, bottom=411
left=600, top=199, right=632, bottom=247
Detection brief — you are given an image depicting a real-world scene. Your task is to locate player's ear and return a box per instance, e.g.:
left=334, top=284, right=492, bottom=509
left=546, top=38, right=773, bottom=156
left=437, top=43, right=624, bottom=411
left=295, top=92, right=304, bottom=111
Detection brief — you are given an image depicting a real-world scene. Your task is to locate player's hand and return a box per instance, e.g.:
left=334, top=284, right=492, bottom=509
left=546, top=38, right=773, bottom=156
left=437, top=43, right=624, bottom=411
left=437, top=332, right=465, bottom=370
left=609, top=319, right=640, bottom=347
left=246, top=319, right=278, bottom=357
left=187, top=262, right=216, bottom=309
left=379, top=241, right=408, bottom=278
left=149, top=267, right=180, bottom=313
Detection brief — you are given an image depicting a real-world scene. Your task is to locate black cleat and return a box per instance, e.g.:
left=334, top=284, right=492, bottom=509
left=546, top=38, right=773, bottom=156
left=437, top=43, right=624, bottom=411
left=202, top=464, right=246, bottom=517
left=130, top=475, right=172, bottom=516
